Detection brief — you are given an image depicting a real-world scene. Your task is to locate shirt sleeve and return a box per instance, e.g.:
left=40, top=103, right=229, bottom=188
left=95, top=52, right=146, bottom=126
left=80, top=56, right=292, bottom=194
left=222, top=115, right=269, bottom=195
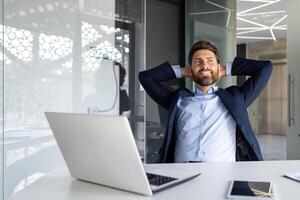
left=171, top=65, right=182, bottom=78
left=226, top=61, right=233, bottom=76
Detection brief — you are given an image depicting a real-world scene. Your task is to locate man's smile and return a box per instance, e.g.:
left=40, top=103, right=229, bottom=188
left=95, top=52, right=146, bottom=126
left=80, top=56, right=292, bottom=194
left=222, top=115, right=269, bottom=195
left=199, top=70, right=213, bottom=76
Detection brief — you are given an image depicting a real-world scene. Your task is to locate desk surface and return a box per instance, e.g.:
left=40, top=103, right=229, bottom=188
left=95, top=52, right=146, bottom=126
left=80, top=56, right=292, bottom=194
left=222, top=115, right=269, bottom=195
left=12, top=160, right=300, bottom=200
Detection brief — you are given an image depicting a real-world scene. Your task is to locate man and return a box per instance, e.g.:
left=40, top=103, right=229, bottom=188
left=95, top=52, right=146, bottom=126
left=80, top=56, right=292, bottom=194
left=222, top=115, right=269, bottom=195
left=139, top=41, right=272, bottom=163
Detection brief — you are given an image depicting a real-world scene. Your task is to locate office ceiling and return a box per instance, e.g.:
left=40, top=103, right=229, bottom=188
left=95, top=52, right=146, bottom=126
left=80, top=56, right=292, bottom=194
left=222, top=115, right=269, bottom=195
left=237, top=0, right=287, bottom=44
left=4, top=0, right=287, bottom=44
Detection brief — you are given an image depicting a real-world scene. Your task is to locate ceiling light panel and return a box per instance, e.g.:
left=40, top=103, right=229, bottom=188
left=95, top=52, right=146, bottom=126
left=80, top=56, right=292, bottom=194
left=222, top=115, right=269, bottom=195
left=237, top=0, right=287, bottom=44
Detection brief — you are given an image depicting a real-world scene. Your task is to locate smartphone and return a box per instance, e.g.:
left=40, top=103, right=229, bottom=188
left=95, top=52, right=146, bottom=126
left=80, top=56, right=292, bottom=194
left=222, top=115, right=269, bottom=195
left=228, top=180, right=275, bottom=199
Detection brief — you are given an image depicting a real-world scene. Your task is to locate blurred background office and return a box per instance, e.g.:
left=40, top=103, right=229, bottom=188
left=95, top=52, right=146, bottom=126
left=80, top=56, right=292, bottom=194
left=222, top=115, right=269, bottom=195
left=1, top=0, right=300, bottom=199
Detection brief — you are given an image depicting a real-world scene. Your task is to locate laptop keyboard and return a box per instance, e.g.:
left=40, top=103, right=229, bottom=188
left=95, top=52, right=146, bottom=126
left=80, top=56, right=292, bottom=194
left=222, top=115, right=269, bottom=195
left=146, top=173, right=177, bottom=186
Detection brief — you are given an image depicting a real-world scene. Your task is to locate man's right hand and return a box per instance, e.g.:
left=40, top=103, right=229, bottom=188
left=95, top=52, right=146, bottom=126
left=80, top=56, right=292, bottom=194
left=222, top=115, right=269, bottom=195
left=181, top=66, right=192, bottom=78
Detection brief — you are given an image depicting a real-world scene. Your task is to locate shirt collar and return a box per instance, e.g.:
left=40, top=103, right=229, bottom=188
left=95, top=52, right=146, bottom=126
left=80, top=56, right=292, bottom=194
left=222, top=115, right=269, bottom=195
left=194, top=86, right=219, bottom=96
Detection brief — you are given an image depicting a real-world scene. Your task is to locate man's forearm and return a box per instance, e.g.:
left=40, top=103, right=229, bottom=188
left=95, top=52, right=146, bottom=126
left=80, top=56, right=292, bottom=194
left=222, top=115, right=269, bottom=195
left=231, top=57, right=272, bottom=76
left=138, top=62, right=178, bottom=109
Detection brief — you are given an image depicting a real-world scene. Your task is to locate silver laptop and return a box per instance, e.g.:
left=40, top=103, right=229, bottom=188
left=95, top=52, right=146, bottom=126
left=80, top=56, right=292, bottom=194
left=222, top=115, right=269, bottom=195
left=45, top=112, right=201, bottom=196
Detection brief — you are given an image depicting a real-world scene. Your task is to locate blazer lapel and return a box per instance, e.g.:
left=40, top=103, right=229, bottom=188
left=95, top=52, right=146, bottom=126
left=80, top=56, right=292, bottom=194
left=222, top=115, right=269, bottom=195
left=216, top=88, right=241, bottom=126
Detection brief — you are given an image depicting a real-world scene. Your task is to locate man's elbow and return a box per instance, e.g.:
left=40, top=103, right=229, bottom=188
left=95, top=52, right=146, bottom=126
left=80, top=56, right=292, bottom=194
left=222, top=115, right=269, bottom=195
left=139, top=70, right=153, bottom=89
left=265, top=60, right=273, bottom=76
left=138, top=71, right=147, bottom=84
left=260, top=60, right=273, bottom=78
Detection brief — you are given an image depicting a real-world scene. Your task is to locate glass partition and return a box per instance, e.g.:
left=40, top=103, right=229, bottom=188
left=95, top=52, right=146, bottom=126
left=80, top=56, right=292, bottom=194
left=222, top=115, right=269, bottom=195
left=2, top=0, right=145, bottom=198
left=287, top=0, right=300, bottom=159
left=144, top=0, right=185, bottom=163
left=185, top=0, right=236, bottom=90
left=1, top=0, right=3, bottom=199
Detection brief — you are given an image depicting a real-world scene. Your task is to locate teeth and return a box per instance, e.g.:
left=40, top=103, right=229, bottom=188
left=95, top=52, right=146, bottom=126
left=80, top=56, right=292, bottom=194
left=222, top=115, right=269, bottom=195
left=200, top=71, right=211, bottom=75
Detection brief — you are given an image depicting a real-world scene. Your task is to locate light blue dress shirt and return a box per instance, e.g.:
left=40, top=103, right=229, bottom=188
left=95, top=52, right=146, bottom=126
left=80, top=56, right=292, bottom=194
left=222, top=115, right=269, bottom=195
left=172, top=63, right=236, bottom=162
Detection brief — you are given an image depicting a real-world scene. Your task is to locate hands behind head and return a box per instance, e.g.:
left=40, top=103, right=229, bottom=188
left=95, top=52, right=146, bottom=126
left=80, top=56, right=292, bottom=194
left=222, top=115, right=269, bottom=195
left=181, top=65, right=193, bottom=78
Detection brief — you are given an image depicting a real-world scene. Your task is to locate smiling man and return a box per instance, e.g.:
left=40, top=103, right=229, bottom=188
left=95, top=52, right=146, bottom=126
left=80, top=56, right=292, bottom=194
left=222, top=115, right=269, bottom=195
left=139, top=40, right=273, bottom=163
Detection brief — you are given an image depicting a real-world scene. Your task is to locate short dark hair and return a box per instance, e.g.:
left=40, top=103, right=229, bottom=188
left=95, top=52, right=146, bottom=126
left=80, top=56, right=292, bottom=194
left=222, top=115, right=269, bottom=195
left=188, top=41, right=220, bottom=64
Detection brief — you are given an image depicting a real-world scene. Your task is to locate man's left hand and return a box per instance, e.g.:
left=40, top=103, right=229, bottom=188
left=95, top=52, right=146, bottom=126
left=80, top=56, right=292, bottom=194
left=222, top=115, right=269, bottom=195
left=218, top=64, right=226, bottom=81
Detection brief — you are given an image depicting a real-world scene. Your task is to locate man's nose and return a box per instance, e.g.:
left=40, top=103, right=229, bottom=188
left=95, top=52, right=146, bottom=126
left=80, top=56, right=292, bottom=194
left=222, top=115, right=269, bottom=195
left=202, top=61, right=210, bottom=70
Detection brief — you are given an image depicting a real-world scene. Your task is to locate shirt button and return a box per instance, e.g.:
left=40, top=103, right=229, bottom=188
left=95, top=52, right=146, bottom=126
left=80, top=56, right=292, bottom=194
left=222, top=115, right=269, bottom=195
left=240, top=125, right=244, bottom=131
left=251, top=143, right=256, bottom=149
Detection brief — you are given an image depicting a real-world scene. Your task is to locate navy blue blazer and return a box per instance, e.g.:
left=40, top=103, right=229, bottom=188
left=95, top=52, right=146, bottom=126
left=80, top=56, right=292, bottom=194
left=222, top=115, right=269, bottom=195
left=139, top=57, right=273, bottom=163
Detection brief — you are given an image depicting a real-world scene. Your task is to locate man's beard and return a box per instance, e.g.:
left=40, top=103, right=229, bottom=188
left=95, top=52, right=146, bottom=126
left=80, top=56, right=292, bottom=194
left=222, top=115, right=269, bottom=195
left=192, top=69, right=219, bottom=86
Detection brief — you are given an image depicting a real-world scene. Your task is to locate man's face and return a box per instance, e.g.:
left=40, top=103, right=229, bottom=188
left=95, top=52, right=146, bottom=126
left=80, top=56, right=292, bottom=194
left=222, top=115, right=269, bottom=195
left=191, top=49, right=220, bottom=86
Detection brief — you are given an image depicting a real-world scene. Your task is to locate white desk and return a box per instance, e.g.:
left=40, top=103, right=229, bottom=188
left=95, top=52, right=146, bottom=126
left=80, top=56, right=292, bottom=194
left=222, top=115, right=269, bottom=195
left=12, top=160, right=300, bottom=200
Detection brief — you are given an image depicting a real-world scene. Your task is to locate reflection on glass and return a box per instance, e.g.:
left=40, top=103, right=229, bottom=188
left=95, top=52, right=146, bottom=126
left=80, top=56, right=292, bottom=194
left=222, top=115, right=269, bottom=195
left=81, top=21, right=131, bottom=116
left=13, top=172, right=45, bottom=195
left=3, top=129, right=64, bottom=198
left=0, top=25, right=33, bottom=62
left=2, top=0, right=145, bottom=198
left=39, top=33, right=73, bottom=61
left=230, top=181, right=274, bottom=198
left=2, top=10, right=75, bottom=199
